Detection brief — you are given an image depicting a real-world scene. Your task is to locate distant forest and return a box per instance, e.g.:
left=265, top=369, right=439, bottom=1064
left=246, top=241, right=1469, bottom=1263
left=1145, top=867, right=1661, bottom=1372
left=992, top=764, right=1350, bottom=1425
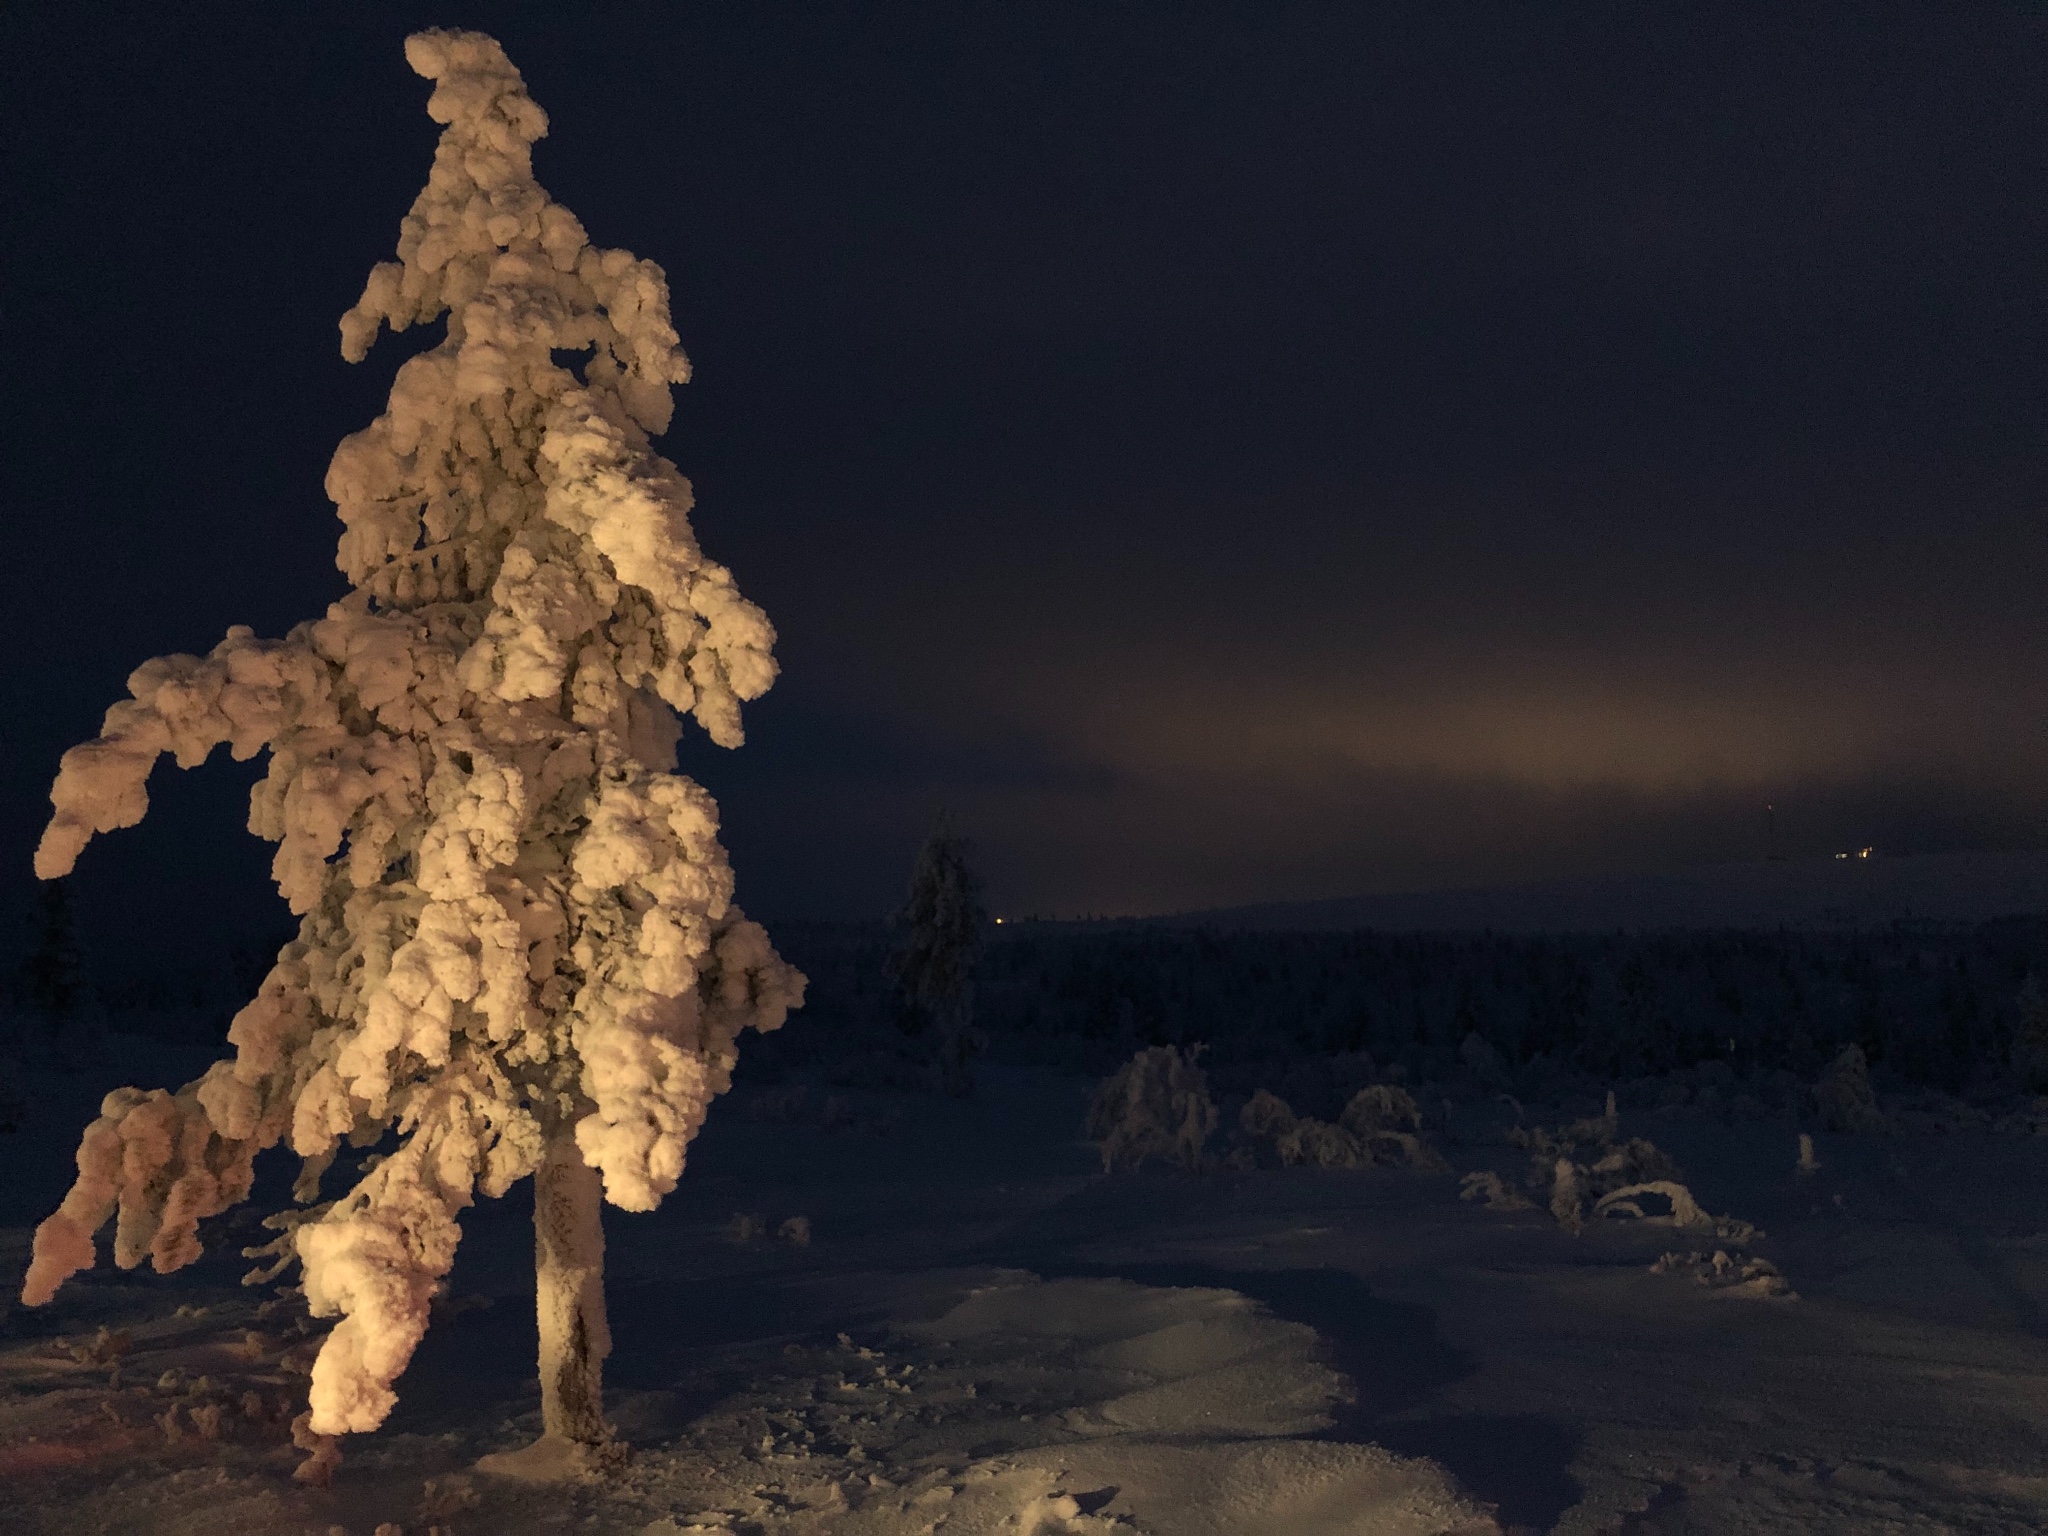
left=757, top=918, right=2048, bottom=1099
left=11, top=901, right=2048, bottom=1101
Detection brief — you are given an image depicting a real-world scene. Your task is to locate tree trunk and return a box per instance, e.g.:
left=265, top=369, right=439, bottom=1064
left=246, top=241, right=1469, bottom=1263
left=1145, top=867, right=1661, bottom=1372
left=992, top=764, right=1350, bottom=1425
left=534, top=1136, right=612, bottom=1445
left=474, top=1138, right=621, bottom=1480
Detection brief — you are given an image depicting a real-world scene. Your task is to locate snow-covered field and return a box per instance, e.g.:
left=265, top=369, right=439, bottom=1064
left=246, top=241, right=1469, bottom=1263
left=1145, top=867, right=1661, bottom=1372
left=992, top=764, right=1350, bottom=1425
left=6, top=1044, right=2048, bottom=1534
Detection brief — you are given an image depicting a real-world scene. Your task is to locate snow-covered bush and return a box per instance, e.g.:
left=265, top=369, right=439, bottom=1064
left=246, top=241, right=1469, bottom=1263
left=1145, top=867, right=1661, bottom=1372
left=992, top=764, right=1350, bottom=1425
left=1239, top=1087, right=1297, bottom=1141
left=1457, top=1170, right=1531, bottom=1211
left=1277, top=1118, right=1367, bottom=1169
left=1479, top=1099, right=1699, bottom=1234
left=1649, top=1249, right=1795, bottom=1300
left=20, top=30, right=803, bottom=1472
left=1814, top=1044, right=1888, bottom=1132
left=1341, top=1083, right=1423, bottom=1136
left=1472, top=1111, right=1762, bottom=1242
left=1592, top=1180, right=1759, bottom=1245
left=1233, top=1083, right=1446, bottom=1172
left=1504, top=1096, right=1656, bottom=1191
left=1339, top=1084, right=1448, bottom=1171
left=1087, top=1046, right=1217, bottom=1172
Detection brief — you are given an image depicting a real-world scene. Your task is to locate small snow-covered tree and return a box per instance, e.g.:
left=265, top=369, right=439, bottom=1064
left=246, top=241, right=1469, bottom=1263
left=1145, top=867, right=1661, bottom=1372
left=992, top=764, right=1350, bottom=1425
left=21, top=880, right=84, bottom=1021
left=889, top=816, right=986, bottom=1095
left=1814, top=1043, right=1886, bottom=1132
left=1087, top=1046, right=1217, bottom=1172
left=20, top=30, right=803, bottom=1474
left=19, top=878, right=95, bottom=1068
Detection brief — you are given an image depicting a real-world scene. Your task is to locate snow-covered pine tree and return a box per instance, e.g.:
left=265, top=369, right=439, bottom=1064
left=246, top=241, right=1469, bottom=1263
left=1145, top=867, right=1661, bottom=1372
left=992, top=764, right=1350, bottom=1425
left=889, top=817, right=986, bottom=1096
left=18, top=877, right=92, bottom=1067
left=20, top=29, right=803, bottom=1474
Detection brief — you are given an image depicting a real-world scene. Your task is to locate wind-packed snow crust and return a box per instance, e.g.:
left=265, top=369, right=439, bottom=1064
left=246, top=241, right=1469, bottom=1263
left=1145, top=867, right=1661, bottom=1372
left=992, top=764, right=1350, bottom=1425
left=24, top=28, right=803, bottom=1437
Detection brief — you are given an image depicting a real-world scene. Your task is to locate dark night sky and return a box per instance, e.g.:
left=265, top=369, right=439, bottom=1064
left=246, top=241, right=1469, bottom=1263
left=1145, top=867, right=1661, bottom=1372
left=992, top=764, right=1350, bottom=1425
left=2, top=3, right=2046, bottom=974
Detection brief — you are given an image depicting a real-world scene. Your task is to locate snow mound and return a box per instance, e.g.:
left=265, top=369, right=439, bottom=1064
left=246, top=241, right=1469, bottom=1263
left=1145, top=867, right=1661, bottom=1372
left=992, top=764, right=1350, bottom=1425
left=605, top=1271, right=1497, bottom=1536
left=897, top=1275, right=1345, bottom=1441
left=0, top=1269, right=1496, bottom=1533
left=862, top=1274, right=1495, bottom=1534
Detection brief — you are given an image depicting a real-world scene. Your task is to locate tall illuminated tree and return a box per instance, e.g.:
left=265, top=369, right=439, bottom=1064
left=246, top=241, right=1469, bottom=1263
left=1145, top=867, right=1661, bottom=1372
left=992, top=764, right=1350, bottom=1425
left=20, top=30, right=803, bottom=1473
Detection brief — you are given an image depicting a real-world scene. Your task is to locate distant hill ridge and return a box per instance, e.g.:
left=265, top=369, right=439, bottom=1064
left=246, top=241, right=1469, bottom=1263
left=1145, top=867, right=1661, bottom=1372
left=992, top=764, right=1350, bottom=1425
left=1132, top=851, right=2048, bottom=935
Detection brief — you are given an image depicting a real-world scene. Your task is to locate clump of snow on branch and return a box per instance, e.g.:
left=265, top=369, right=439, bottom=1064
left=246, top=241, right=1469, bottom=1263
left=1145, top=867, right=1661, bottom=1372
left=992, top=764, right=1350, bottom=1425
left=1087, top=1047, right=1218, bottom=1172
left=23, top=27, right=802, bottom=1439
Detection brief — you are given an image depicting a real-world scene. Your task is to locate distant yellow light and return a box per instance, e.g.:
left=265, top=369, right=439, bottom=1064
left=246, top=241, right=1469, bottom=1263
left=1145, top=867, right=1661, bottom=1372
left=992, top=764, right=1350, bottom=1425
left=993, top=917, right=1005, bottom=924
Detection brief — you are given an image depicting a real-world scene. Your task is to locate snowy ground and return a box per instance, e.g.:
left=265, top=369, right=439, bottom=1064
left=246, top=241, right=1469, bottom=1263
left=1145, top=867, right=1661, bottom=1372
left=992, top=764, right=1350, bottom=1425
left=6, top=1045, right=2048, bottom=1534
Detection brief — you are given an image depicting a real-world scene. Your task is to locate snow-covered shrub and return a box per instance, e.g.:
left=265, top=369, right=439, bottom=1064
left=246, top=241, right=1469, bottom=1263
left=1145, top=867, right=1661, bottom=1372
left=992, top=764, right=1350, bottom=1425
left=1483, top=1100, right=1691, bottom=1234
left=1235, top=1084, right=1445, bottom=1171
left=1814, top=1044, right=1888, bottom=1132
left=1504, top=1097, right=1650, bottom=1190
left=1239, top=1088, right=1297, bottom=1141
left=1581, top=1137, right=1684, bottom=1196
left=1475, top=1093, right=1764, bottom=1246
left=1339, top=1083, right=1449, bottom=1171
left=20, top=30, right=803, bottom=1470
left=1087, top=1046, right=1218, bottom=1172
left=1341, top=1083, right=1423, bottom=1136
left=1276, top=1118, right=1366, bottom=1169
left=1458, top=1170, right=1531, bottom=1211
left=1592, top=1180, right=1759, bottom=1245
left=1650, top=1249, right=1795, bottom=1300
